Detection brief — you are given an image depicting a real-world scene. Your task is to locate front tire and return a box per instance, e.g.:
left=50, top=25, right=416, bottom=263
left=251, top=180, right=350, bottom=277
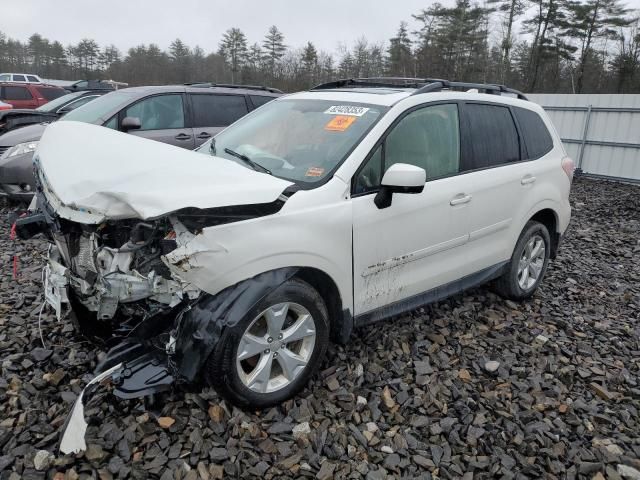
left=204, top=278, right=329, bottom=409
left=494, top=221, right=551, bottom=300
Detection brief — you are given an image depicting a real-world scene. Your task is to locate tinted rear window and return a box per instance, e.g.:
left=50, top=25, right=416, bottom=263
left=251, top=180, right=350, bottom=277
left=37, top=87, right=65, bottom=101
left=513, top=107, right=554, bottom=159
left=250, top=95, right=275, bottom=108
left=462, top=103, right=520, bottom=170
left=27, top=75, right=39, bottom=82
left=191, top=94, right=249, bottom=127
left=3, top=86, right=33, bottom=100
left=13, top=75, right=26, bottom=82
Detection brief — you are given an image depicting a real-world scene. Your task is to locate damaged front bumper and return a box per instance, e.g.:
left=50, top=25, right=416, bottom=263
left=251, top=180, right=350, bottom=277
left=43, top=236, right=199, bottom=322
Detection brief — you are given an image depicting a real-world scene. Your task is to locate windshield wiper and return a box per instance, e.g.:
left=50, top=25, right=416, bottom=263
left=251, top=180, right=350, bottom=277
left=224, top=148, right=272, bottom=175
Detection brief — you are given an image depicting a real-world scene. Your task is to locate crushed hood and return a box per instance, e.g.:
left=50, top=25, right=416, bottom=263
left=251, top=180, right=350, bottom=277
left=36, top=121, right=293, bottom=222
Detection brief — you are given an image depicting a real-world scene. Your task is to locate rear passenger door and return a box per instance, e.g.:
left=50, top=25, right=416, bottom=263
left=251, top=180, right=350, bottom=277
left=458, top=102, right=526, bottom=270
left=121, top=94, right=195, bottom=149
left=2, top=85, right=38, bottom=109
left=188, top=93, right=249, bottom=146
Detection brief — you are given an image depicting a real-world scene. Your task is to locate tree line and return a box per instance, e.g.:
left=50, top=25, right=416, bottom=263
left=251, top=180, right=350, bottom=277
left=1, top=0, right=639, bottom=93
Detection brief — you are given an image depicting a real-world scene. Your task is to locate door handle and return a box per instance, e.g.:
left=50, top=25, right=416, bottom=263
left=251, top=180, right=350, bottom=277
left=521, top=175, right=536, bottom=185
left=196, top=132, right=212, bottom=139
left=450, top=193, right=472, bottom=206
left=174, top=133, right=192, bottom=141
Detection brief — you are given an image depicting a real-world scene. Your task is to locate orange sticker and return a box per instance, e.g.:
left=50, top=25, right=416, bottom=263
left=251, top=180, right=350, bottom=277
left=305, top=167, right=325, bottom=177
left=325, top=115, right=356, bottom=132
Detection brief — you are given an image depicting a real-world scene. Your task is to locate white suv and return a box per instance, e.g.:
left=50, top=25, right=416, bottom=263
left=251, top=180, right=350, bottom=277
left=19, top=78, right=572, bottom=444
left=0, top=73, right=43, bottom=83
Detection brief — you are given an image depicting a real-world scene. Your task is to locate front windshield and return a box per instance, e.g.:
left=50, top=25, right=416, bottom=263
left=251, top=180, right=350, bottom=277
left=61, top=90, right=135, bottom=124
left=35, top=91, right=84, bottom=112
left=198, top=98, right=387, bottom=184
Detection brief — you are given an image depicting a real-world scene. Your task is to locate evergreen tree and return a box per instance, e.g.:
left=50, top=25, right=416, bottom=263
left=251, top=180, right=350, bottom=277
left=218, top=28, right=248, bottom=84
left=387, top=22, right=413, bottom=76
left=301, top=42, right=319, bottom=86
left=262, top=25, right=287, bottom=76
left=565, top=0, right=634, bottom=92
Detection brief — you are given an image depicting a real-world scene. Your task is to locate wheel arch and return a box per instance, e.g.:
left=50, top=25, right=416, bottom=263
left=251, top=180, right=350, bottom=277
left=528, top=208, right=561, bottom=258
left=295, top=267, right=353, bottom=344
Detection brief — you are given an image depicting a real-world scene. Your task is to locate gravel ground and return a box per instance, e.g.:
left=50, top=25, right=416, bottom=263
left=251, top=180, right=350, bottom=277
left=0, top=177, right=639, bottom=480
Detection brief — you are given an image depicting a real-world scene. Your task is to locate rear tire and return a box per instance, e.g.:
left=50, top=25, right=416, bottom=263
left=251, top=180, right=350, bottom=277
left=204, top=278, right=329, bottom=409
left=494, top=221, right=551, bottom=300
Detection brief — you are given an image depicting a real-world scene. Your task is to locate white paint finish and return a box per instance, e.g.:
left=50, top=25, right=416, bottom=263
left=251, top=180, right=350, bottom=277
left=59, top=363, right=123, bottom=454
left=352, top=174, right=471, bottom=314
left=37, top=121, right=293, bottom=222
left=381, top=163, right=426, bottom=187
left=163, top=178, right=355, bottom=312
left=41, top=89, right=571, bottom=326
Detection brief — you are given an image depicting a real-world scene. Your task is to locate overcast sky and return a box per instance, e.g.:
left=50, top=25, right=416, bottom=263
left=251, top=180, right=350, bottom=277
left=4, top=0, right=640, bottom=56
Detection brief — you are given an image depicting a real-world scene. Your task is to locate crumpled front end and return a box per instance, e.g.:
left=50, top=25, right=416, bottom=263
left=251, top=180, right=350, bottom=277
left=43, top=216, right=200, bottom=324
left=13, top=127, right=297, bottom=453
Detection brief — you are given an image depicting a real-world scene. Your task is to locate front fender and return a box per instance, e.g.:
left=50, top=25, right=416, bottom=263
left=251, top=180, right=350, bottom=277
left=174, top=267, right=299, bottom=381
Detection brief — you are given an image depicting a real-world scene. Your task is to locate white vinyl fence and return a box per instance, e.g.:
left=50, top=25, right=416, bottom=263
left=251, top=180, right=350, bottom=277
left=528, top=94, right=640, bottom=182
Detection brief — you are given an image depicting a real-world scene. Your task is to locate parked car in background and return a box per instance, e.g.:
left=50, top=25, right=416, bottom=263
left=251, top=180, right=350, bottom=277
left=0, top=82, right=67, bottom=109
left=0, top=73, right=43, bottom=83
left=0, top=84, right=281, bottom=200
left=0, top=101, right=12, bottom=111
left=0, top=90, right=106, bottom=135
left=65, top=79, right=127, bottom=92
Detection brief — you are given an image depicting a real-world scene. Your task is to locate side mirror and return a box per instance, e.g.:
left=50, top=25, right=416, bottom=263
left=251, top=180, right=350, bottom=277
left=374, top=163, right=426, bottom=209
left=121, top=116, right=141, bottom=132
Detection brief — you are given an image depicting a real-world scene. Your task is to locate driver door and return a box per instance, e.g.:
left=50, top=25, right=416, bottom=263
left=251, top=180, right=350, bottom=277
left=352, top=103, right=473, bottom=317
left=121, top=94, right=195, bottom=149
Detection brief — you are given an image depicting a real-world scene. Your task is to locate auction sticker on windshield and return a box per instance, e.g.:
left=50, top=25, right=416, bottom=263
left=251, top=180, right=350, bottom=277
left=305, top=166, right=325, bottom=177
left=325, top=115, right=356, bottom=132
left=324, top=105, right=370, bottom=116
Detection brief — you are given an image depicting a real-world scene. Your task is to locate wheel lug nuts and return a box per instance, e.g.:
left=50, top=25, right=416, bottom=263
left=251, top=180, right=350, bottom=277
left=264, top=349, right=270, bottom=354
left=273, top=352, right=278, bottom=357
left=267, top=337, right=273, bottom=343
left=278, top=334, right=283, bottom=340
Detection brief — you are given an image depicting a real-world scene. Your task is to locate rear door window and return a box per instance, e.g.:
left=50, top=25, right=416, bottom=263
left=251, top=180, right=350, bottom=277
left=250, top=95, right=275, bottom=108
left=62, top=95, right=99, bottom=112
left=37, top=87, right=65, bottom=101
left=191, top=94, right=249, bottom=127
left=123, top=94, right=185, bottom=131
left=513, top=107, right=554, bottom=159
left=461, top=103, right=520, bottom=171
left=13, top=75, right=26, bottom=82
left=27, top=75, right=39, bottom=82
left=4, top=86, right=33, bottom=100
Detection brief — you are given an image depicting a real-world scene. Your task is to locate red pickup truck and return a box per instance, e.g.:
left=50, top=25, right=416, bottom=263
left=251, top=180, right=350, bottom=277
left=0, top=82, right=66, bottom=109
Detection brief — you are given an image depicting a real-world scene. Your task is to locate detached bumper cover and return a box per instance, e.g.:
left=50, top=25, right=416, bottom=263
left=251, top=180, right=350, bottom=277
left=59, top=363, right=123, bottom=454
left=59, top=347, right=173, bottom=455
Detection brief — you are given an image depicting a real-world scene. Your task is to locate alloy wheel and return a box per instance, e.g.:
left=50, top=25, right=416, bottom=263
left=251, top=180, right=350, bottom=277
left=236, top=302, right=316, bottom=393
left=517, top=234, right=546, bottom=290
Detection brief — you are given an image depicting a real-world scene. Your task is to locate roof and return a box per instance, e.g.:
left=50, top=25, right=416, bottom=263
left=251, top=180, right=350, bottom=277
left=0, top=82, right=64, bottom=89
left=118, top=84, right=282, bottom=97
left=286, top=86, right=537, bottom=111
left=290, top=89, right=415, bottom=106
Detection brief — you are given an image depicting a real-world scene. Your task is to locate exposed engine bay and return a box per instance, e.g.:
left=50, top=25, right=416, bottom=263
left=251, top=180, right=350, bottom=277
left=46, top=215, right=200, bottom=323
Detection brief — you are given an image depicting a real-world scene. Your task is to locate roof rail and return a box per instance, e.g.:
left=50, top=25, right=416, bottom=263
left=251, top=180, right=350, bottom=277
left=185, top=82, right=283, bottom=94
left=411, top=80, right=528, bottom=100
left=312, top=78, right=434, bottom=90
left=311, top=77, right=528, bottom=100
